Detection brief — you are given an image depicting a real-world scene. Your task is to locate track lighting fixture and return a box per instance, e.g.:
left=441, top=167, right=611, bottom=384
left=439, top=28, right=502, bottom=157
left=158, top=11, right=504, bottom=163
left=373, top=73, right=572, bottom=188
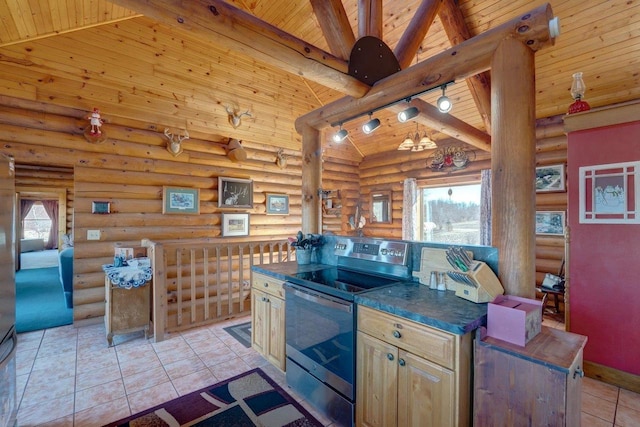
left=332, top=125, right=348, bottom=142
left=436, top=85, right=452, bottom=113
left=362, top=114, right=380, bottom=134
left=397, top=106, right=419, bottom=123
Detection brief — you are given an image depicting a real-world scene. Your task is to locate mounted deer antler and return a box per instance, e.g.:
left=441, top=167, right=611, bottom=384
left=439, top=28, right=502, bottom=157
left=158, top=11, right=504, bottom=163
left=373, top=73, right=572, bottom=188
left=164, top=128, right=189, bottom=156
left=225, top=105, right=252, bottom=128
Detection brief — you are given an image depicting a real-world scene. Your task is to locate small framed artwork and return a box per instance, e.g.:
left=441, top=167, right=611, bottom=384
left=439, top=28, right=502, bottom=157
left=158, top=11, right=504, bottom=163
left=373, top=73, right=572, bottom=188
left=92, top=201, right=111, bottom=214
left=535, top=211, right=566, bottom=236
left=163, top=186, right=200, bottom=215
left=536, top=164, right=565, bottom=192
left=265, top=193, right=289, bottom=215
left=218, top=177, right=253, bottom=209
left=221, top=213, right=250, bottom=237
left=579, top=160, right=640, bottom=224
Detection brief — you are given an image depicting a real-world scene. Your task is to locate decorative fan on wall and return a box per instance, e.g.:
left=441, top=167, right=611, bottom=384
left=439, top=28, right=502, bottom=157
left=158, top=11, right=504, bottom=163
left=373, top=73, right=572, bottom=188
left=397, top=123, right=437, bottom=152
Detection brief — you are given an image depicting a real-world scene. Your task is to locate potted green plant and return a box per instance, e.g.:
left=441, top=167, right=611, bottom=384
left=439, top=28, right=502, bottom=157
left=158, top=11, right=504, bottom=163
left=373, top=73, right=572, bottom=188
left=289, top=231, right=323, bottom=265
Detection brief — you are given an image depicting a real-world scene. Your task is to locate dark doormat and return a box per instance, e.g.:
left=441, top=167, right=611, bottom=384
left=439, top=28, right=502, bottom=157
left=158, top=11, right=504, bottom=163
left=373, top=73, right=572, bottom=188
left=223, top=321, right=252, bottom=348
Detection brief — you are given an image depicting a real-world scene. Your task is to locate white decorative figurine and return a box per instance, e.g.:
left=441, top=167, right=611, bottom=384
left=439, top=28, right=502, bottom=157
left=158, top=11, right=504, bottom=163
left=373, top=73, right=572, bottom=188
left=89, top=108, right=103, bottom=135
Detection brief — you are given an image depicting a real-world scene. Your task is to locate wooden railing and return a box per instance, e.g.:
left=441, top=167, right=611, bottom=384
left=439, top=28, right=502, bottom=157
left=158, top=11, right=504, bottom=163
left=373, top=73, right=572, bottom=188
left=142, top=238, right=294, bottom=342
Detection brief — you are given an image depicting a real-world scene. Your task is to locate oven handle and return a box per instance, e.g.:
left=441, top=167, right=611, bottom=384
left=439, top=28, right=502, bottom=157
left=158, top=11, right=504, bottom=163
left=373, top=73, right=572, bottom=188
left=284, top=283, right=352, bottom=313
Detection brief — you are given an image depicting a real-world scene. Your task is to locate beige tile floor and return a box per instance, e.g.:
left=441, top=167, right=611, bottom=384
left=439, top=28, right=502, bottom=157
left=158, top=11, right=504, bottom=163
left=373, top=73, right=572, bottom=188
left=15, top=314, right=640, bottom=426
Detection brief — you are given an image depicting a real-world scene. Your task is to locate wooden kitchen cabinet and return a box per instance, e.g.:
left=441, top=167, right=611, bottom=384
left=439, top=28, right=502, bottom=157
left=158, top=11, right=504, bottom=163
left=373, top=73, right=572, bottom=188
left=356, top=305, right=471, bottom=427
left=474, top=326, right=587, bottom=426
left=251, top=272, right=286, bottom=371
left=104, top=275, right=150, bottom=346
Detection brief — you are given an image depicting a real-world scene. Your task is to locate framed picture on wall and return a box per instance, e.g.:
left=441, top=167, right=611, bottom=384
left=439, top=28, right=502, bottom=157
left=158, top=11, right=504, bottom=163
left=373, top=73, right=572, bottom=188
left=535, top=164, right=565, bottom=192
left=579, top=160, right=640, bottom=224
left=218, top=177, right=253, bottom=209
left=265, top=193, right=289, bottom=215
left=535, top=211, right=566, bottom=236
left=163, top=186, right=200, bottom=214
left=221, top=213, right=250, bottom=236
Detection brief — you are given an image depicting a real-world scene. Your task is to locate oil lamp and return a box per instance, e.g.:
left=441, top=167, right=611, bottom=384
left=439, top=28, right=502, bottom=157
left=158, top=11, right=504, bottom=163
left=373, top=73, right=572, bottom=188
left=568, top=72, right=590, bottom=114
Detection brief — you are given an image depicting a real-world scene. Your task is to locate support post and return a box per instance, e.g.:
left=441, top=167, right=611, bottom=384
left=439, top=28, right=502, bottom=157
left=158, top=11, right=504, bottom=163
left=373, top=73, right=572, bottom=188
left=490, top=38, right=536, bottom=297
left=301, top=124, right=322, bottom=234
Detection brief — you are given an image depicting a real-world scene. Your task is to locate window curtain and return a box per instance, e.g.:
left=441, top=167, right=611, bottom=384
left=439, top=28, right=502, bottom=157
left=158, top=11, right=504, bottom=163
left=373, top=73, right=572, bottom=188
left=402, top=178, right=418, bottom=241
left=19, top=199, right=35, bottom=240
left=480, top=169, right=492, bottom=246
left=41, top=200, right=59, bottom=249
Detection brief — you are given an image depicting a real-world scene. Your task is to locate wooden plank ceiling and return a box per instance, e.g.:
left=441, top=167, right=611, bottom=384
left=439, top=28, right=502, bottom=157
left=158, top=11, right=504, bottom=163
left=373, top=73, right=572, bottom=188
left=0, top=0, right=638, bottom=161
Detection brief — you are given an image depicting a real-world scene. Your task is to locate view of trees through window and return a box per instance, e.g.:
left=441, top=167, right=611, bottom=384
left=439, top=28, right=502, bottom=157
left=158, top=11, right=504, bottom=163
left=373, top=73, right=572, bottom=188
left=420, top=184, right=481, bottom=245
left=23, top=202, right=51, bottom=241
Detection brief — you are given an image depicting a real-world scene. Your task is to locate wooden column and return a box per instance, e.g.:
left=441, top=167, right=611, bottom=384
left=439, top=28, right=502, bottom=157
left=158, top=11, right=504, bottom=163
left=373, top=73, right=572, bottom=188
left=301, top=124, right=322, bottom=234
left=490, top=38, right=536, bottom=297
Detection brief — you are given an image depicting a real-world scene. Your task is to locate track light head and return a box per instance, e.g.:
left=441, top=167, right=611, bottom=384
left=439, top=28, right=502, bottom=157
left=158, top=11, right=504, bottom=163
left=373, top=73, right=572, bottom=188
left=437, top=85, right=452, bottom=113
left=397, top=106, right=419, bottom=123
left=362, top=114, right=380, bottom=134
left=332, top=128, right=348, bottom=142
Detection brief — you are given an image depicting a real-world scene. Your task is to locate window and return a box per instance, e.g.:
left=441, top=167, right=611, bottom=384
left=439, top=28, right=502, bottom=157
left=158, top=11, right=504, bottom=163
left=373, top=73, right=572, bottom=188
left=23, top=202, right=51, bottom=241
left=420, top=184, right=481, bottom=244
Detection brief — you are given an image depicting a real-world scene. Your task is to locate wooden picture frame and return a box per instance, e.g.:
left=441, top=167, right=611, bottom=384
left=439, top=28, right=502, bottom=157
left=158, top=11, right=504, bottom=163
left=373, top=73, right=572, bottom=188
left=579, top=160, right=640, bottom=224
left=265, top=193, right=289, bottom=215
left=535, top=211, right=566, bottom=236
left=162, top=186, right=200, bottom=214
left=535, top=164, right=565, bottom=192
left=221, top=213, right=250, bottom=236
left=92, top=201, right=111, bottom=214
left=218, top=177, right=253, bottom=209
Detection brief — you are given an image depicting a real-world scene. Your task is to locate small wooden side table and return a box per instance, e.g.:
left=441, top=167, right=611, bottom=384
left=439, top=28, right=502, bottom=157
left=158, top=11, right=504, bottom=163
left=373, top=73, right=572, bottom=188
left=104, top=275, right=150, bottom=346
left=474, top=326, right=587, bottom=426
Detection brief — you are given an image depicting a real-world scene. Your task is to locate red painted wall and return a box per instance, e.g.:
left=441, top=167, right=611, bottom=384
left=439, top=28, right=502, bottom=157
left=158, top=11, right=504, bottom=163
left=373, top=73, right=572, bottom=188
left=567, top=121, right=640, bottom=376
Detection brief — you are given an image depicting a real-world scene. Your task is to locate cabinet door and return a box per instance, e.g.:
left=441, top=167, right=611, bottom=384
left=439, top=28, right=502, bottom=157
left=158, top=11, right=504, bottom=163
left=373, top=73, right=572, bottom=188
left=266, top=295, right=286, bottom=371
left=356, top=332, right=398, bottom=427
left=251, top=289, right=269, bottom=355
left=397, top=349, right=455, bottom=427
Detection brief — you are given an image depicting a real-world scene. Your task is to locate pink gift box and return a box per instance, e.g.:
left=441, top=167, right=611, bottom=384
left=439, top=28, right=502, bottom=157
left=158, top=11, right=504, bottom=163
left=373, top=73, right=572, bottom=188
left=487, top=295, right=542, bottom=347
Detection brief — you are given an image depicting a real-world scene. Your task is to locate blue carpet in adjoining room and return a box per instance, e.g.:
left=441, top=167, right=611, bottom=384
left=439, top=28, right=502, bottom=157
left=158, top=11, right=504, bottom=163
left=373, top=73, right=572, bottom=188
left=16, top=267, right=72, bottom=333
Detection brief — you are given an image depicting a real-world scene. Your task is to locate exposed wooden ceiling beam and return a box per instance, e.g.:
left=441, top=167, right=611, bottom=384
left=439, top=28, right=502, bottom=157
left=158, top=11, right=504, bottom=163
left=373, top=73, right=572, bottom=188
left=309, top=0, right=355, bottom=61
left=110, top=0, right=370, bottom=98
left=358, top=0, right=383, bottom=39
left=438, top=0, right=492, bottom=133
left=394, top=0, right=443, bottom=69
left=296, top=4, right=556, bottom=153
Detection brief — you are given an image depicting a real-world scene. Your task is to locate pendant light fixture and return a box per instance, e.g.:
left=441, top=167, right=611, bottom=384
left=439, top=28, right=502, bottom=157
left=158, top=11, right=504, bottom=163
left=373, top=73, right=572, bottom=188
left=436, top=85, right=452, bottom=113
left=398, top=123, right=437, bottom=151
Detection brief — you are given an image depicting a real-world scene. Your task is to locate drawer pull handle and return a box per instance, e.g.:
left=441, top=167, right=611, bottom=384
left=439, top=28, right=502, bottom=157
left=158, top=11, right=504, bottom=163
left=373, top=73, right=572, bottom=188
left=573, top=367, right=584, bottom=379
left=387, top=353, right=394, bottom=361
left=263, top=282, right=269, bottom=287
left=392, top=330, right=402, bottom=339
left=398, top=358, right=406, bottom=367
left=262, top=297, right=269, bottom=302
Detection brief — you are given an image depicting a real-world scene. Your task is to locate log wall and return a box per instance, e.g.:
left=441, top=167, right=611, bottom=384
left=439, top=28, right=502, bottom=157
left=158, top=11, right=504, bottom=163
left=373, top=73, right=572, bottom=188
left=0, top=96, right=303, bottom=325
left=353, top=117, right=567, bottom=296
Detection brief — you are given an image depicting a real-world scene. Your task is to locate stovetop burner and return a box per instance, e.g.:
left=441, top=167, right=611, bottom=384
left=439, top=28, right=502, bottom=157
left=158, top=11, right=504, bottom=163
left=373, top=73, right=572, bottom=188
left=287, top=267, right=400, bottom=300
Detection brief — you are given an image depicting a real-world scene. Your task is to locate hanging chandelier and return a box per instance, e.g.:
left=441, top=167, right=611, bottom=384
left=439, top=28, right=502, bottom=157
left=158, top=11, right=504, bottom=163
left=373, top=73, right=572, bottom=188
left=428, top=145, right=475, bottom=171
left=397, top=123, right=437, bottom=152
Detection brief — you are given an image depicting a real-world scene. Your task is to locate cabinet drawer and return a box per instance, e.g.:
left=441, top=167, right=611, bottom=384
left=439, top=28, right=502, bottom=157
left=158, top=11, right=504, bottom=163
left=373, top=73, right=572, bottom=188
left=358, top=305, right=455, bottom=369
left=252, top=272, right=285, bottom=298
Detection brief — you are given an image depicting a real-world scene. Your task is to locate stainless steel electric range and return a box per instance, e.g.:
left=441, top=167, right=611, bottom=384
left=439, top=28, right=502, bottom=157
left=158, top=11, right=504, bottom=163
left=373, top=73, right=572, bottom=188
left=284, top=236, right=410, bottom=427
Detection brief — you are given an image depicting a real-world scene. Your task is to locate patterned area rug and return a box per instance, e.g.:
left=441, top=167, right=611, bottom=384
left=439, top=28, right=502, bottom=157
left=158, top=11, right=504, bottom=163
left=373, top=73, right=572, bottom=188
left=223, top=321, right=252, bottom=348
left=104, top=368, right=323, bottom=426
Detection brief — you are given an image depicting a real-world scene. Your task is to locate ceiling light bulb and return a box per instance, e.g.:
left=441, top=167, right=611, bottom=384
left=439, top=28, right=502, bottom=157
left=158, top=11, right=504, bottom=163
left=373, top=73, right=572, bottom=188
left=362, top=117, right=380, bottom=134
left=397, top=106, right=419, bottom=123
left=333, top=128, right=348, bottom=142
left=437, top=85, right=452, bottom=113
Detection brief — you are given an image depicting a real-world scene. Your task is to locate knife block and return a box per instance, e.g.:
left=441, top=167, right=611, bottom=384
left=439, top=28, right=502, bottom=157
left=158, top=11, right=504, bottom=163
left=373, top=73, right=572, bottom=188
left=454, top=261, right=504, bottom=303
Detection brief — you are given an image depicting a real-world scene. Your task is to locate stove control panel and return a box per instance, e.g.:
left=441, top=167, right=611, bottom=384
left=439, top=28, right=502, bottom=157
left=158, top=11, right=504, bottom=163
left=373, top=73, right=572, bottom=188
left=334, top=237, right=408, bottom=265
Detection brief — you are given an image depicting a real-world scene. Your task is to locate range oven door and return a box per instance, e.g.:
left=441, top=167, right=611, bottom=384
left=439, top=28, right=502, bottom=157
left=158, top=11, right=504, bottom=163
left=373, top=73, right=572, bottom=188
left=284, top=282, right=355, bottom=400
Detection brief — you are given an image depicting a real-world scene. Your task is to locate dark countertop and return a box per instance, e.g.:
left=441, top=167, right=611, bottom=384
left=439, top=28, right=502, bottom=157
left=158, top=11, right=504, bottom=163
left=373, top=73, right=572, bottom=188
left=354, top=282, right=487, bottom=335
left=252, top=263, right=488, bottom=336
